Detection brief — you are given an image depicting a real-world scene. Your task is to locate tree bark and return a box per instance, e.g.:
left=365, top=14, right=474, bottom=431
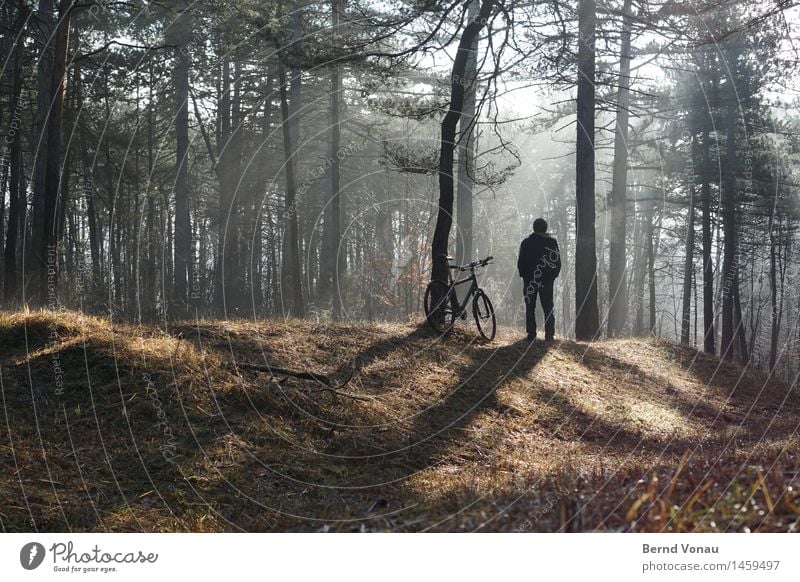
left=29, top=0, right=55, bottom=299
left=36, top=0, right=72, bottom=307
left=734, top=271, right=748, bottom=363
left=320, top=0, right=344, bottom=317
left=607, top=0, right=632, bottom=338
left=455, top=0, right=479, bottom=269
left=3, top=3, right=27, bottom=304
left=681, top=136, right=697, bottom=344
left=229, top=60, right=243, bottom=310
left=632, top=197, right=644, bottom=334
left=214, top=57, right=232, bottom=315
left=81, top=123, right=101, bottom=303
left=700, top=123, right=715, bottom=354
left=574, top=0, right=600, bottom=340
left=720, top=99, right=738, bottom=360
left=648, top=211, right=658, bottom=335
left=278, top=52, right=305, bottom=317
left=768, top=206, right=780, bottom=371
left=251, top=71, right=273, bottom=315
left=431, top=0, right=493, bottom=285
left=173, top=1, right=192, bottom=312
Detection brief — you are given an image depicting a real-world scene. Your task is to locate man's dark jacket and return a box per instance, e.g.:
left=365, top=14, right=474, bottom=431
left=517, top=233, right=561, bottom=283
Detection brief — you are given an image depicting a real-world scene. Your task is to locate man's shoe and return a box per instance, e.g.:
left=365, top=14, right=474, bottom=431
left=526, top=333, right=536, bottom=342
left=544, top=335, right=555, bottom=342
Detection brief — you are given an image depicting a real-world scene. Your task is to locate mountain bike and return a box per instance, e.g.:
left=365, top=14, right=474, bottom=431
left=423, top=255, right=496, bottom=340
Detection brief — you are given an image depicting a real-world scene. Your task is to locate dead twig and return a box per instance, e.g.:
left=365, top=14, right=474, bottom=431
left=234, top=362, right=368, bottom=401
left=237, top=362, right=332, bottom=384
left=270, top=380, right=371, bottom=402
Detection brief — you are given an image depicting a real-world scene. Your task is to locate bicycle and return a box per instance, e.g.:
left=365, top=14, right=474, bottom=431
left=423, top=255, right=496, bottom=340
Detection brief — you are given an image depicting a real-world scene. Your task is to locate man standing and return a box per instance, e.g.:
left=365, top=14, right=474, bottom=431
left=518, top=218, right=561, bottom=341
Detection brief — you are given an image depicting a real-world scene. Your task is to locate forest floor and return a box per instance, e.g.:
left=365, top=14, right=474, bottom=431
left=0, top=309, right=799, bottom=532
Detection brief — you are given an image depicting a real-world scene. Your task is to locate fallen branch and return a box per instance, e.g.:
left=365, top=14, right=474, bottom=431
left=237, top=362, right=332, bottom=384
left=268, top=380, right=371, bottom=402
left=233, top=362, right=368, bottom=401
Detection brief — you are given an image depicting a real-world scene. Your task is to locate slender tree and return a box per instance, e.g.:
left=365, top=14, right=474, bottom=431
left=606, top=0, right=632, bottom=338
left=681, top=136, right=697, bottom=344
left=455, top=0, right=479, bottom=268
left=3, top=1, right=28, bottom=304
left=172, top=1, right=192, bottom=311
left=574, top=0, right=600, bottom=340
left=320, top=0, right=345, bottom=317
left=430, top=0, right=493, bottom=286
left=278, top=11, right=305, bottom=318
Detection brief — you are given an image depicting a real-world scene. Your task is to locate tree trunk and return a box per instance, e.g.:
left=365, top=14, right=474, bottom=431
left=3, top=4, right=27, bottom=304
left=267, top=202, right=280, bottom=315
left=214, top=57, right=232, bottom=315
left=701, top=124, right=715, bottom=354
left=632, top=197, right=643, bottom=334
left=633, top=196, right=654, bottom=336
left=320, top=0, right=344, bottom=317
left=734, top=271, right=748, bottom=363
left=83, top=138, right=100, bottom=302
left=647, top=211, right=658, bottom=335
left=681, top=136, right=697, bottom=344
left=607, top=0, right=632, bottom=338
left=230, top=61, right=243, bottom=310
left=455, top=0, right=479, bottom=268
left=29, top=0, right=55, bottom=300
left=430, top=0, right=493, bottom=285
left=129, top=87, right=142, bottom=319
left=768, top=207, right=779, bottom=371
left=139, top=62, right=156, bottom=319
left=574, top=0, right=600, bottom=340
left=173, top=1, right=192, bottom=312
left=251, top=71, right=273, bottom=315
left=720, top=100, right=738, bottom=360
left=278, top=52, right=305, bottom=318
left=35, top=0, right=73, bottom=307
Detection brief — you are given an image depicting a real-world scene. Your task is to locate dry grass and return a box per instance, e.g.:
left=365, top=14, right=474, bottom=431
left=0, top=309, right=798, bottom=532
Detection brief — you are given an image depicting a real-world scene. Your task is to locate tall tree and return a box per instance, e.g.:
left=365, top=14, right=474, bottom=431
left=320, top=0, right=345, bottom=318
left=720, top=79, right=739, bottom=360
left=214, top=55, right=235, bottom=315
left=278, top=5, right=305, bottom=317
left=700, top=118, right=716, bottom=354
left=172, top=1, right=192, bottom=311
left=574, top=0, right=600, bottom=340
left=29, top=0, right=54, bottom=304
left=681, top=136, right=697, bottom=345
left=455, top=0, right=479, bottom=268
left=606, top=0, right=632, bottom=338
left=3, top=1, right=28, bottom=304
left=35, top=0, right=73, bottom=306
left=430, top=0, right=493, bottom=286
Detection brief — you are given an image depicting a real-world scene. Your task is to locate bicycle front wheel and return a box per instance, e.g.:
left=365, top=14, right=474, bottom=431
left=472, top=289, right=496, bottom=341
left=424, top=280, right=456, bottom=334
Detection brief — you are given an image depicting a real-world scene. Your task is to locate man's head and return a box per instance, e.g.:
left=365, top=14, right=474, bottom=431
left=533, top=218, right=548, bottom=234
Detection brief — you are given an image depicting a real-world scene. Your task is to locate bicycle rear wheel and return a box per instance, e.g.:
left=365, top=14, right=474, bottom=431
left=424, top=280, right=457, bottom=334
left=472, top=289, right=496, bottom=341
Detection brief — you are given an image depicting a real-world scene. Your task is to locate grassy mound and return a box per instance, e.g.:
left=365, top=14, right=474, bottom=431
left=0, top=309, right=798, bottom=532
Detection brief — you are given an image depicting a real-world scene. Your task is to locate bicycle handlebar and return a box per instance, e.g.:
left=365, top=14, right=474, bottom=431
left=448, top=256, right=494, bottom=271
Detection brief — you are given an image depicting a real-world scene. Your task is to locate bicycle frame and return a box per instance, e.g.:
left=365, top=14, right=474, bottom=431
left=447, top=268, right=480, bottom=316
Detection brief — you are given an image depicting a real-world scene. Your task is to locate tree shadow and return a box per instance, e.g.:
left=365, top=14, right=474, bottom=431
left=332, top=323, right=433, bottom=377
left=397, top=338, right=552, bottom=471
left=557, top=342, right=733, bottom=425
left=548, top=341, right=799, bottom=450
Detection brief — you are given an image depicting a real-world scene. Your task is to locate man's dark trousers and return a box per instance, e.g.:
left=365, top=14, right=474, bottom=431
left=523, top=278, right=555, bottom=339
